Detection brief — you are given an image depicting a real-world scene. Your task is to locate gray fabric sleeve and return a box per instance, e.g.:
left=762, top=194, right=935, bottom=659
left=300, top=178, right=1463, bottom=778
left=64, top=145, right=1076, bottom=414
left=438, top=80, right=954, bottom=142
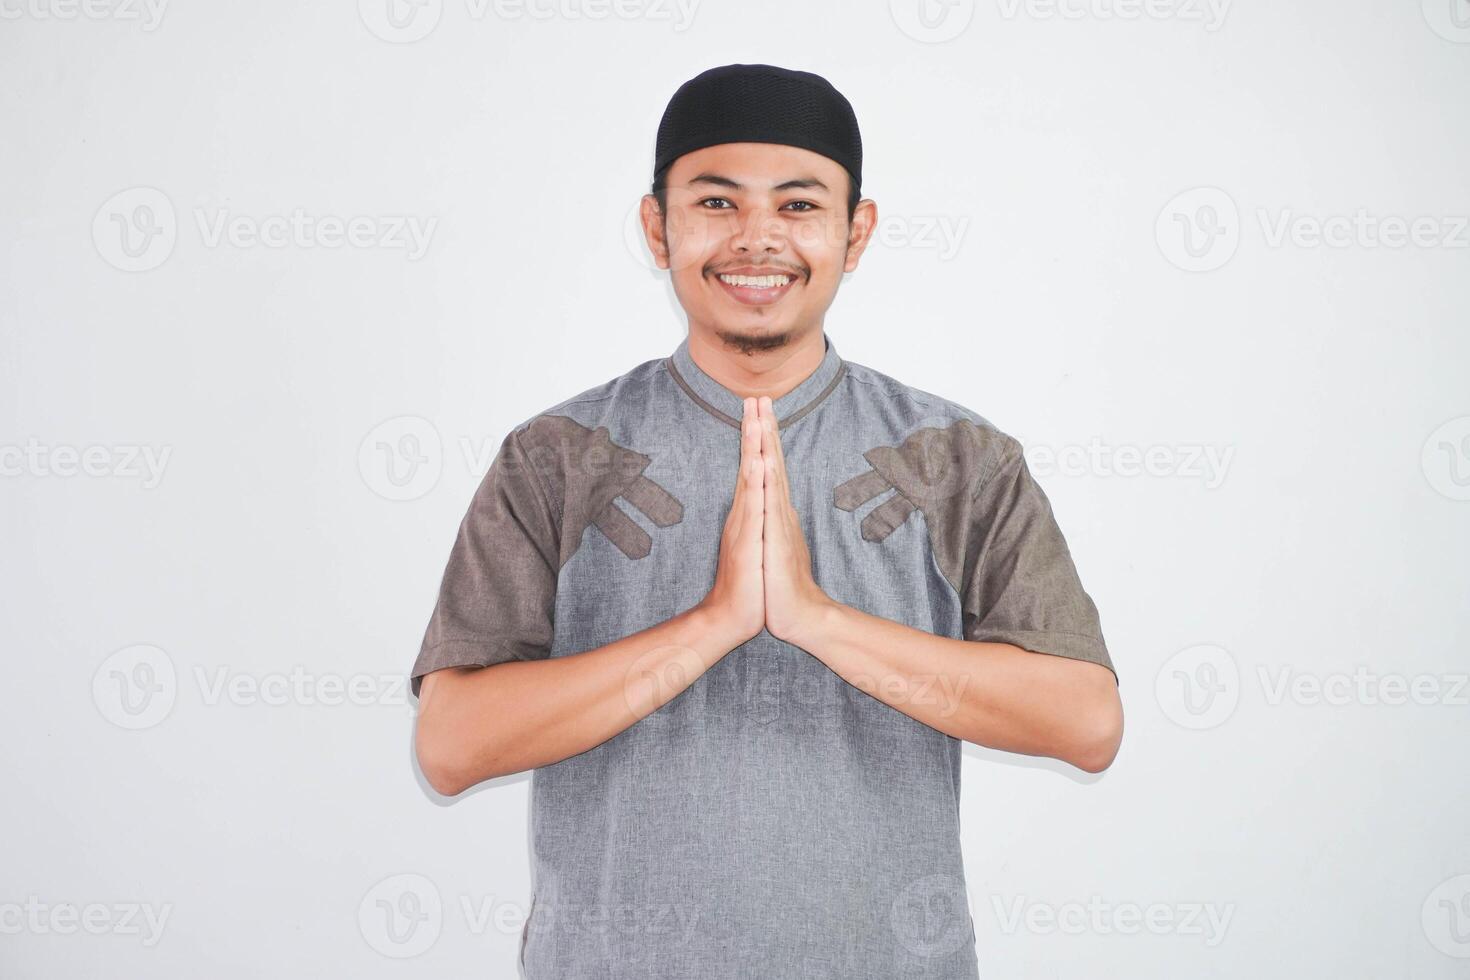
left=410, top=427, right=560, bottom=699
left=960, top=435, right=1117, bottom=685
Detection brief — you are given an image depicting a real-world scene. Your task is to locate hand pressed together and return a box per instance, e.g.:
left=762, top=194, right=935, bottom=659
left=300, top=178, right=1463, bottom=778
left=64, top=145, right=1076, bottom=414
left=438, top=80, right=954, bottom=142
left=698, top=395, right=837, bottom=648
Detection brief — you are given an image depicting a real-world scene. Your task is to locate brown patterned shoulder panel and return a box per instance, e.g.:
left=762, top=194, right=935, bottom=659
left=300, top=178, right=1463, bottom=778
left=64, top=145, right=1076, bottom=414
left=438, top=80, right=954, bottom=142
left=832, top=418, right=998, bottom=590
left=519, top=415, right=684, bottom=564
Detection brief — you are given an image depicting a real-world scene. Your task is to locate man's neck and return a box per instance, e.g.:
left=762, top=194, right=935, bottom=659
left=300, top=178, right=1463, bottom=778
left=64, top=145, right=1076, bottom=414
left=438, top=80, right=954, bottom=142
left=685, top=325, right=826, bottom=403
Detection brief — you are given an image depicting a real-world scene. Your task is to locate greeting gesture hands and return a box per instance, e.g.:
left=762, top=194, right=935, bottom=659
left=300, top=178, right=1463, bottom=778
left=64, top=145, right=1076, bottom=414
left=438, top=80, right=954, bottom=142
left=756, top=396, right=833, bottom=645
left=699, top=397, right=768, bottom=644
left=698, top=396, right=835, bottom=649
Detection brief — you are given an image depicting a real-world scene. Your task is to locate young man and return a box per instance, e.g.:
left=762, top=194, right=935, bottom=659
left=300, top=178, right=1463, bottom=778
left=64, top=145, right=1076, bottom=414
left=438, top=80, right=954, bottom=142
left=411, top=63, right=1122, bottom=980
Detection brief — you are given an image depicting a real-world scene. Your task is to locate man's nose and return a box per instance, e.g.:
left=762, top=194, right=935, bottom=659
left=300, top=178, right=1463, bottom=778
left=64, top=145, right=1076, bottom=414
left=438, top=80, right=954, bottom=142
left=729, top=207, right=785, bottom=252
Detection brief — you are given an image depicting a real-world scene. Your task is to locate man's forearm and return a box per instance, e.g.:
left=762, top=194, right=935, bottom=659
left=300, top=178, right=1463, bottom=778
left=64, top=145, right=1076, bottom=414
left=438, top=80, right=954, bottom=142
left=788, top=601, right=1123, bottom=772
left=416, top=605, right=746, bottom=793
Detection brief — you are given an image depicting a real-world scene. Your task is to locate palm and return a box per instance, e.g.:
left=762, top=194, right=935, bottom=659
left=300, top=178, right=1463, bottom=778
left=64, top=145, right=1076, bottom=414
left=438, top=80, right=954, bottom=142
left=757, top=397, right=826, bottom=643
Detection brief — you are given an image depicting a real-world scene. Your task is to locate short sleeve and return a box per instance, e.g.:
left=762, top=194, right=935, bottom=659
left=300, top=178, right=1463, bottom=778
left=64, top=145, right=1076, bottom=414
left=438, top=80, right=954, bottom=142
left=410, top=427, right=560, bottom=699
left=960, top=436, right=1117, bottom=685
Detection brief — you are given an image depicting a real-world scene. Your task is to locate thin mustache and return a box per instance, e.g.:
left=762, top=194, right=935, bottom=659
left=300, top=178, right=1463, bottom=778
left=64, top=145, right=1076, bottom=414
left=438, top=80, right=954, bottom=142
left=709, top=266, right=806, bottom=277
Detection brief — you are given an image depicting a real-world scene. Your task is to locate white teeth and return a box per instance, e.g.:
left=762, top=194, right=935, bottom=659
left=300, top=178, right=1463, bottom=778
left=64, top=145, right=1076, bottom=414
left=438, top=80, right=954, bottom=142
left=718, top=273, right=792, bottom=288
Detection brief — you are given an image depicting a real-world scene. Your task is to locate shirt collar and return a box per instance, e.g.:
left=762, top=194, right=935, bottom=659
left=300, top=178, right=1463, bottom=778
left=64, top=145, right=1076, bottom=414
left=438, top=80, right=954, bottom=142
left=666, top=331, right=848, bottom=431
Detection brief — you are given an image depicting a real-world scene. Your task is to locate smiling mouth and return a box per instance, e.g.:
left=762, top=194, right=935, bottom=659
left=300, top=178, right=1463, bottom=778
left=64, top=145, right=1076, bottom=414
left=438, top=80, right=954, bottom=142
left=713, top=271, right=799, bottom=306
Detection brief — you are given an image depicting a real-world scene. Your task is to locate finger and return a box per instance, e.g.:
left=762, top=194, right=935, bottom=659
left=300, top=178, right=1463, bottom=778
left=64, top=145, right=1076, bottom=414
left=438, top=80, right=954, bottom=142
left=759, top=397, right=793, bottom=523
left=735, top=398, right=759, bottom=535
left=727, top=399, right=743, bottom=527
left=732, top=397, right=752, bottom=524
left=759, top=400, right=783, bottom=545
left=760, top=396, right=791, bottom=503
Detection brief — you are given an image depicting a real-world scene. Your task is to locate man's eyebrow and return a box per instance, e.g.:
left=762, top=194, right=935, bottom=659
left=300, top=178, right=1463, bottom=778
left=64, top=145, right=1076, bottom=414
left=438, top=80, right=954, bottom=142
left=685, top=173, right=832, bottom=194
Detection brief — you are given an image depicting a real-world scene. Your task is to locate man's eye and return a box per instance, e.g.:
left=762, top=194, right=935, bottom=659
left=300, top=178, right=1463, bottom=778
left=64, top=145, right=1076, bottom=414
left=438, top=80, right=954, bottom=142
left=697, top=198, right=817, bottom=212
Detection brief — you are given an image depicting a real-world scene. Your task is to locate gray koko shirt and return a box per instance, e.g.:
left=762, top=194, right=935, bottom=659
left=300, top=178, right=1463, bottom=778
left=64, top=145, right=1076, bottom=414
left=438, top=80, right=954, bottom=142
left=411, top=331, right=1117, bottom=979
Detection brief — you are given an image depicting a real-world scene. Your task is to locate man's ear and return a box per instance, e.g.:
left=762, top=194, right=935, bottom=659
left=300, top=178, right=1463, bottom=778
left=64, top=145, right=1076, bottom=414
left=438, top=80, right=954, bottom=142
left=844, top=198, right=879, bottom=274
left=639, top=194, right=670, bottom=270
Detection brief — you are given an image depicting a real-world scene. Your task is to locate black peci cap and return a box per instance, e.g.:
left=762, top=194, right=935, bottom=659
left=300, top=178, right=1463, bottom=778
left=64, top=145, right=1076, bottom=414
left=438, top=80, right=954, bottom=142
left=653, top=64, right=863, bottom=195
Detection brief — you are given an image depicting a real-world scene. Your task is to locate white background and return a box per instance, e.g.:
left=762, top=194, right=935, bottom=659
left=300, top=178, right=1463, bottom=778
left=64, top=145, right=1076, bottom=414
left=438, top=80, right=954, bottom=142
left=3, top=0, right=1469, bottom=976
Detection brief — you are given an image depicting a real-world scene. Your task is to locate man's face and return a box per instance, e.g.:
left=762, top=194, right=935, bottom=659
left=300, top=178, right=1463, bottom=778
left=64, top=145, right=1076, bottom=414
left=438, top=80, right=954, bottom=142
left=641, top=142, right=876, bottom=352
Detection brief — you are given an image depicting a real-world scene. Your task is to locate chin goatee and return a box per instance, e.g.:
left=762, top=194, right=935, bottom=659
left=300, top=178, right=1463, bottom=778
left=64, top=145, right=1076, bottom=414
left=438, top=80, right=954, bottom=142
left=713, top=328, right=794, bottom=357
